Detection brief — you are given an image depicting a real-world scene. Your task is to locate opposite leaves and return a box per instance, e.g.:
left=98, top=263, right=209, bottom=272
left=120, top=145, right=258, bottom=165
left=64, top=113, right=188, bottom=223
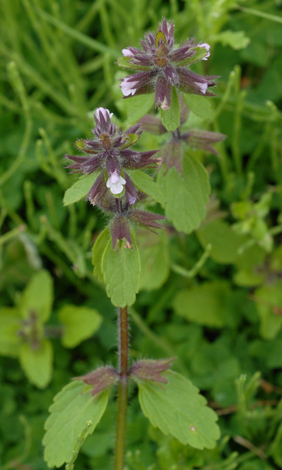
left=43, top=381, right=109, bottom=468
left=137, top=370, right=220, bottom=449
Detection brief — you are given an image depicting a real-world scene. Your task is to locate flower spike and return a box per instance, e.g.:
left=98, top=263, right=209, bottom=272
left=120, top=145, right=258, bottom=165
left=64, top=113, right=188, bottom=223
left=65, top=107, right=159, bottom=205
left=118, top=18, right=216, bottom=109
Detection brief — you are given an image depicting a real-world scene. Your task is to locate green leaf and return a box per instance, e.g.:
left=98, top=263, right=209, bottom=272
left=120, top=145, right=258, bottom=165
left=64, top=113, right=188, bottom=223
left=43, top=381, right=109, bottom=468
left=20, top=270, right=53, bottom=322
left=254, top=281, right=282, bottom=339
left=160, top=87, right=180, bottom=131
left=138, top=370, right=220, bottom=449
left=58, top=305, right=102, bottom=348
left=197, top=220, right=247, bottom=264
left=102, top=235, right=141, bottom=307
left=123, top=94, right=155, bottom=124
left=117, top=56, right=151, bottom=71
left=0, top=308, right=21, bottom=357
left=128, top=170, right=164, bottom=204
left=182, top=94, right=212, bottom=120
left=173, top=281, right=230, bottom=327
left=92, top=227, right=111, bottom=283
left=159, top=153, right=210, bottom=233
left=175, top=46, right=208, bottom=66
left=139, top=232, right=170, bottom=291
left=63, top=173, right=100, bottom=206
left=120, top=133, right=140, bottom=149
left=212, top=30, right=250, bottom=50
left=19, top=339, right=53, bottom=388
left=270, top=421, right=282, bottom=467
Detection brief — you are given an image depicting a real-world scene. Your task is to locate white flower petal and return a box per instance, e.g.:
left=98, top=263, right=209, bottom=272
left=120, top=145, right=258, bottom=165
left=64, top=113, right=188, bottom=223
left=110, top=171, right=120, bottom=184
left=106, top=174, right=126, bottom=194
left=111, top=182, right=124, bottom=194
left=195, top=82, right=208, bottom=94
left=95, top=107, right=113, bottom=120
left=199, top=43, right=210, bottom=60
left=122, top=48, right=134, bottom=57
left=121, top=78, right=138, bottom=96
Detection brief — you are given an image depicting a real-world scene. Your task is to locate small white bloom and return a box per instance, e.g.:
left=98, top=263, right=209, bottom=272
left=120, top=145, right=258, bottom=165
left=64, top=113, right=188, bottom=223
left=106, top=173, right=126, bottom=195
left=195, top=82, right=208, bottom=94
left=199, top=43, right=210, bottom=60
left=109, top=170, right=120, bottom=184
left=95, top=107, right=113, bottom=120
left=121, top=77, right=138, bottom=96
left=122, top=48, right=134, bottom=57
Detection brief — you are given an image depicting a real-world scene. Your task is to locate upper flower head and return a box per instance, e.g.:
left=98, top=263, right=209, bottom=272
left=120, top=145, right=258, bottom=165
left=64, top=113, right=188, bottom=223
left=65, top=107, right=159, bottom=205
left=119, top=19, right=217, bottom=110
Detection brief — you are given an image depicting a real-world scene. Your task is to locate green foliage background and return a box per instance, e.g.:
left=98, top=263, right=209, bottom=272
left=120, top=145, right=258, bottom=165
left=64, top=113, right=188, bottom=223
left=1, top=0, right=282, bottom=468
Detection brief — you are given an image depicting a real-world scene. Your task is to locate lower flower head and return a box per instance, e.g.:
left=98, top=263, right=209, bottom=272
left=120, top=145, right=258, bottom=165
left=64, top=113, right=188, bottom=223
left=65, top=107, right=159, bottom=205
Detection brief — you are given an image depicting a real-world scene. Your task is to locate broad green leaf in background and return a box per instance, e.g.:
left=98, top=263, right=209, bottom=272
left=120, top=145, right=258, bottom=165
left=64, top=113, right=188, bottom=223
left=123, top=94, right=155, bottom=125
left=182, top=94, right=212, bottom=120
left=43, top=381, right=109, bottom=468
left=102, top=236, right=141, bottom=307
left=20, top=270, right=53, bottom=322
left=58, top=305, right=102, bottom=348
left=0, top=308, right=21, bottom=357
left=128, top=170, right=164, bottom=204
left=212, top=30, right=251, bottom=50
left=254, top=281, right=282, bottom=339
left=159, top=153, right=210, bottom=233
left=160, top=87, right=180, bottom=131
left=138, top=371, right=220, bottom=449
left=173, top=281, right=230, bottom=327
left=139, top=232, right=170, bottom=291
left=197, top=219, right=247, bottom=264
left=270, top=419, right=282, bottom=467
left=19, top=339, right=53, bottom=388
left=63, top=172, right=100, bottom=206
left=92, top=227, right=111, bottom=283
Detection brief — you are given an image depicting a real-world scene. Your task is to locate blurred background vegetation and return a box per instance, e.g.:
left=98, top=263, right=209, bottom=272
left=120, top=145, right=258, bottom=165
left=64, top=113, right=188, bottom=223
left=1, top=0, right=282, bottom=469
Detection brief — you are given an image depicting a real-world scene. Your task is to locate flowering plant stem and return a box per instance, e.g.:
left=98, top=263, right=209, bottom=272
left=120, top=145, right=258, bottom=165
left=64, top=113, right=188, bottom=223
left=115, top=305, right=129, bottom=470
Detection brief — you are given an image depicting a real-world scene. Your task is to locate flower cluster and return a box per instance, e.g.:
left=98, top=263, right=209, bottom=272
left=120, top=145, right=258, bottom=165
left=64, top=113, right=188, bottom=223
left=139, top=99, right=226, bottom=173
left=96, top=191, right=166, bottom=249
left=66, top=107, right=159, bottom=205
left=119, top=19, right=216, bottom=110
left=66, top=108, right=165, bottom=247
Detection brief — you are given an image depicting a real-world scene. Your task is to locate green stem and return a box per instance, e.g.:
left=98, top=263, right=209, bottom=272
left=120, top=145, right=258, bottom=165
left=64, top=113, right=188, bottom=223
left=115, top=306, right=129, bottom=470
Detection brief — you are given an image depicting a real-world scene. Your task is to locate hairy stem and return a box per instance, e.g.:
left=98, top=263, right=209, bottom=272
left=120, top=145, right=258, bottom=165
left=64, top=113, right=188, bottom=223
left=115, top=306, right=129, bottom=470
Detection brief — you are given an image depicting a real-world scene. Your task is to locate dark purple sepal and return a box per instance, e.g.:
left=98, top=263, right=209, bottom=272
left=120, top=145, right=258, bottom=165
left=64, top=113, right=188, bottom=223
left=160, top=140, right=183, bottom=173
left=138, top=115, right=166, bottom=135
left=86, top=172, right=107, bottom=206
left=129, top=358, right=175, bottom=384
left=73, top=366, right=118, bottom=396
left=129, top=210, right=166, bottom=230
left=110, top=215, right=132, bottom=249
left=181, top=130, right=226, bottom=156
left=123, top=172, right=138, bottom=205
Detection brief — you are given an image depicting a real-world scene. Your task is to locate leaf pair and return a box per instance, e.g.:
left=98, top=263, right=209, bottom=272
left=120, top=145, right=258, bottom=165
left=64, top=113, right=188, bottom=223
left=43, top=371, right=220, bottom=468
left=0, top=271, right=102, bottom=387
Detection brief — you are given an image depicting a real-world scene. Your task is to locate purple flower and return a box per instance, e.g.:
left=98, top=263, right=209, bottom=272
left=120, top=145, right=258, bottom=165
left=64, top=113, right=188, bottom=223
left=119, top=19, right=216, bottom=110
left=65, top=107, right=159, bottom=205
left=139, top=100, right=226, bottom=173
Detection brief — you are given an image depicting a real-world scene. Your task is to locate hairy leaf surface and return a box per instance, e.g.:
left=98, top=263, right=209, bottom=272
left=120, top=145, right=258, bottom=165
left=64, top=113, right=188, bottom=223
left=43, top=381, right=109, bottom=468
left=138, top=371, right=220, bottom=449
